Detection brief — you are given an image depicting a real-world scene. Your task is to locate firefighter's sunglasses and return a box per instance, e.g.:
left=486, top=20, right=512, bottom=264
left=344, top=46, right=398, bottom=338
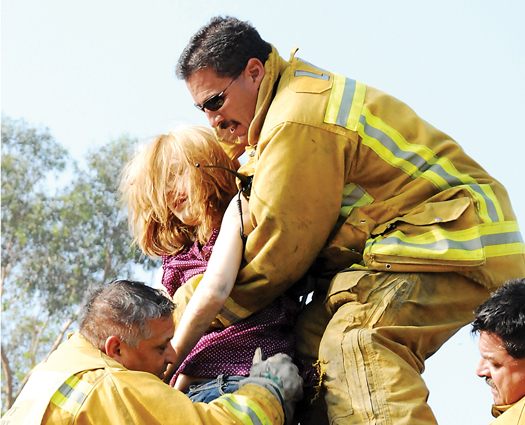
left=194, top=75, right=238, bottom=112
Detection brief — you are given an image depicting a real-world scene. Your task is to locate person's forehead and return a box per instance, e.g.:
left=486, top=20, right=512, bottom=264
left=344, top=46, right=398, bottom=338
left=144, top=316, right=175, bottom=343
left=186, top=68, right=232, bottom=103
left=479, top=332, right=518, bottom=364
left=479, top=331, right=505, bottom=350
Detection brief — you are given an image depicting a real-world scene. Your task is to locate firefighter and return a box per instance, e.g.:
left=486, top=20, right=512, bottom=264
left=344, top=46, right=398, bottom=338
left=175, top=16, right=525, bottom=424
left=472, top=279, right=525, bottom=424
left=1, top=279, right=302, bottom=425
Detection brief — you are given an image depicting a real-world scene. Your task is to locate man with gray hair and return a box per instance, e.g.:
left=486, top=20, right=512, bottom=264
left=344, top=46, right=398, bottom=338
left=2, top=279, right=303, bottom=425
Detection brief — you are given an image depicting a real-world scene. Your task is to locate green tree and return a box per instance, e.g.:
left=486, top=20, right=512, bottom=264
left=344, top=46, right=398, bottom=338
left=1, top=117, right=158, bottom=411
left=1, top=115, right=70, bottom=409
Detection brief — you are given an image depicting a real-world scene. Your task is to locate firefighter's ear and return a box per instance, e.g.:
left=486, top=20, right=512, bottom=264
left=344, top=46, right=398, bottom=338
left=105, top=336, right=124, bottom=362
left=243, top=58, right=265, bottom=87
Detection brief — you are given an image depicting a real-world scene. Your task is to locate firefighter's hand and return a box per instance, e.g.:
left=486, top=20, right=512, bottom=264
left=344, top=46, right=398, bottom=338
left=239, top=348, right=303, bottom=425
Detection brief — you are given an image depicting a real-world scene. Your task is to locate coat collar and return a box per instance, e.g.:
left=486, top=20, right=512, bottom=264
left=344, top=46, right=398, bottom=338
left=247, top=45, right=290, bottom=147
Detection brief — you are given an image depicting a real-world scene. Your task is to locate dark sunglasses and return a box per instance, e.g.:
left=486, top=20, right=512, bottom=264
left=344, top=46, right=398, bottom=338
left=194, top=75, right=238, bottom=112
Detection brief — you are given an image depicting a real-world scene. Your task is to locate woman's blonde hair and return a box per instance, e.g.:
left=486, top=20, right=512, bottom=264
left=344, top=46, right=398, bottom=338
left=120, top=126, right=237, bottom=257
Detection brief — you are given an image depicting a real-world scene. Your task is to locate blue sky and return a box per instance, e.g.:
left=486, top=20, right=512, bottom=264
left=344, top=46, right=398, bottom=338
left=3, top=1, right=525, bottom=423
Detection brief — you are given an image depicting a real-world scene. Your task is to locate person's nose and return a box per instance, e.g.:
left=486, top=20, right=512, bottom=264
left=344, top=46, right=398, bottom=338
left=165, top=342, right=176, bottom=363
left=476, top=357, right=489, bottom=378
left=205, top=110, right=222, bottom=128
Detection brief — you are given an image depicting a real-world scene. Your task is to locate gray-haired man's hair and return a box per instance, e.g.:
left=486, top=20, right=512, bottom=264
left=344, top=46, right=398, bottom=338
left=78, top=279, right=175, bottom=350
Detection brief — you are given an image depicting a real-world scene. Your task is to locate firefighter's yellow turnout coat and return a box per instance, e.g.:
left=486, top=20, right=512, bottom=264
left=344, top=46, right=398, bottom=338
left=491, top=396, right=525, bottom=425
left=214, top=46, right=525, bottom=424
left=1, top=333, right=284, bottom=425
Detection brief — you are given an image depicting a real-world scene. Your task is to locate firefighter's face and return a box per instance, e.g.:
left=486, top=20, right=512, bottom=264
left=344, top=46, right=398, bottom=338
left=476, top=331, right=525, bottom=405
left=119, top=316, right=176, bottom=380
left=186, top=59, right=265, bottom=144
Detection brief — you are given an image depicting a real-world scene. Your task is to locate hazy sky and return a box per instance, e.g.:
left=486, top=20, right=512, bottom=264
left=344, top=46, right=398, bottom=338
left=3, top=1, right=525, bottom=423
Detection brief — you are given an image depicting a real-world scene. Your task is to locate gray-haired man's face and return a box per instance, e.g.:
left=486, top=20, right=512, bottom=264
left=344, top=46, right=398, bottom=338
left=118, top=316, right=176, bottom=380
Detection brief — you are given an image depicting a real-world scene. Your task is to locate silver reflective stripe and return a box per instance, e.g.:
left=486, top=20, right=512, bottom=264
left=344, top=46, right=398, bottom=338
left=357, top=112, right=504, bottom=224
left=358, top=114, right=465, bottom=187
left=218, top=305, right=243, bottom=324
left=222, top=398, right=264, bottom=425
left=336, top=78, right=357, bottom=127
left=56, top=381, right=88, bottom=405
left=215, top=394, right=274, bottom=425
left=342, top=184, right=367, bottom=207
left=469, top=184, right=499, bottom=222
left=482, top=230, right=524, bottom=246
left=50, top=374, right=94, bottom=416
left=294, top=70, right=329, bottom=80
left=367, top=235, right=483, bottom=252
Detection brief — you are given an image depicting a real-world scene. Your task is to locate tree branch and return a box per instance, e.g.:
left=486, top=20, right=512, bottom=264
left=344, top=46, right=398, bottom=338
left=42, top=312, right=78, bottom=364
left=31, top=315, right=50, bottom=367
left=1, top=346, right=14, bottom=410
left=1, top=278, right=32, bottom=313
left=0, top=238, right=13, bottom=304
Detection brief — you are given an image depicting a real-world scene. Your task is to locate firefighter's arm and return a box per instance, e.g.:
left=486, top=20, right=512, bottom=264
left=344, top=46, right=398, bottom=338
left=221, top=123, right=348, bottom=320
left=101, top=370, right=285, bottom=425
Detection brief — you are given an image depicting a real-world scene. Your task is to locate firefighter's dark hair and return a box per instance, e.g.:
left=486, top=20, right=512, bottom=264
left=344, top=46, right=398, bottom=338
left=176, top=16, right=272, bottom=80
left=472, top=278, right=525, bottom=359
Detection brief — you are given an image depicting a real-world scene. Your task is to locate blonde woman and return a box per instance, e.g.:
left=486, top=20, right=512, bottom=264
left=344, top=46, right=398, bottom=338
left=120, top=127, right=309, bottom=402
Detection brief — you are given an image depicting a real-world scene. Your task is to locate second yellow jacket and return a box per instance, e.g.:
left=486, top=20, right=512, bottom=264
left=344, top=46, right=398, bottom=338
left=1, top=333, right=284, bottom=425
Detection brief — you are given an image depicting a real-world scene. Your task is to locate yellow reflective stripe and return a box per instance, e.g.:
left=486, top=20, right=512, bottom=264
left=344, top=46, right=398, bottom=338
left=348, top=81, right=366, bottom=130
left=348, top=263, right=369, bottom=271
left=365, top=221, right=524, bottom=261
left=50, top=374, right=93, bottom=416
left=214, top=394, right=273, bottom=425
left=463, top=184, right=504, bottom=223
left=358, top=108, right=476, bottom=189
left=3, top=370, right=70, bottom=425
left=365, top=227, right=485, bottom=261
left=357, top=108, right=505, bottom=223
left=340, top=183, right=374, bottom=218
left=325, top=74, right=346, bottom=125
left=480, top=221, right=525, bottom=257
left=325, top=74, right=366, bottom=131
left=325, top=79, right=506, bottom=225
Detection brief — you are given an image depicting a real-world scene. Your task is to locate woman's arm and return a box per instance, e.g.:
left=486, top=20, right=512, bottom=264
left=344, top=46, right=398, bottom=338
left=166, top=194, right=252, bottom=380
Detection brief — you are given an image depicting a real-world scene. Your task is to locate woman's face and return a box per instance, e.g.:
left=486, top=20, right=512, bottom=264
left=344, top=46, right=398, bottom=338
left=171, top=195, right=198, bottom=226
left=168, top=167, right=200, bottom=227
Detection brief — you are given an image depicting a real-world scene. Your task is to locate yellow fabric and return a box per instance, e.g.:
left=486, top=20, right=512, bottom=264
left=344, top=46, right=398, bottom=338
left=214, top=45, right=525, bottom=424
left=217, top=45, right=525, bottom=319
left=301, top=271, right=490, bottom=424
left=491, top=396, right=525, bottom=424
left=1, top=333, right=284, bottom=425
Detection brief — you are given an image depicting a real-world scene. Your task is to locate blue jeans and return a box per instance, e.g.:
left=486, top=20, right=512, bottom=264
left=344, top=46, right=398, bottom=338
left=184, top=375, right=244, bottom=403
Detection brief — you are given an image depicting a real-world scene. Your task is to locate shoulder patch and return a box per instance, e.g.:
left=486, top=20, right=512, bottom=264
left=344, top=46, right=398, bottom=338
left=288, top=58, right=332, bottom=94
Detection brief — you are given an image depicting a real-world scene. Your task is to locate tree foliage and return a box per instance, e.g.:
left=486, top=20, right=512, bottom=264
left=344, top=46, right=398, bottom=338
left=1, top=116, right=158, bottom=411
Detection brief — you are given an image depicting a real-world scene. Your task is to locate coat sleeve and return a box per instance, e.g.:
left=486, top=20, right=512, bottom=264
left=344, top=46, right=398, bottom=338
left=217, top=123, right=350, bottom=322
left=79, top=371, right=284, bottom=425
